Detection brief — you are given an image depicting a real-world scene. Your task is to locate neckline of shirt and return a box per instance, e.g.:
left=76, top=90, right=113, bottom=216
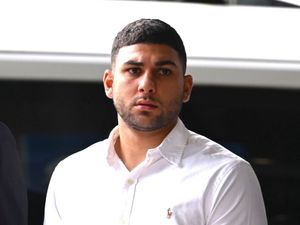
left=106, top=118, right=190, bottom=169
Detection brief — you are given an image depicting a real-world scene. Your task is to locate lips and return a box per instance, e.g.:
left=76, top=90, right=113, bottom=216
left=135, top=99, right=158, bottom=110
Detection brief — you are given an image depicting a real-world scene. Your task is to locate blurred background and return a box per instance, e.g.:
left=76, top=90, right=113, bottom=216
left=0, top=0, right=300, bottom=224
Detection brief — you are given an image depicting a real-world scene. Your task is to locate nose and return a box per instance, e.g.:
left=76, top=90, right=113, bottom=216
left=138, top=73, right=156, bottom=94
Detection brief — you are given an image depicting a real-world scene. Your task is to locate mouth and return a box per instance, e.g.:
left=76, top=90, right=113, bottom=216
left=134, top=99, right=158, bottom=110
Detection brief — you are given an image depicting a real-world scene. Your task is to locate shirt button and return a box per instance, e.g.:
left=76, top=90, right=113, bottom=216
left=127, top=179, right=135, bottom=185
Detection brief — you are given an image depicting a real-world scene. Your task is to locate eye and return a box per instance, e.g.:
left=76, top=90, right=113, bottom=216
left=158, top=68, right=172, bottom=76
left=127, top=67, right=141, bottom=75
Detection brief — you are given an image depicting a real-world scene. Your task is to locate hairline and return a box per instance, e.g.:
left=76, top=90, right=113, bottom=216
left=111, top=43, right=186, bottom=75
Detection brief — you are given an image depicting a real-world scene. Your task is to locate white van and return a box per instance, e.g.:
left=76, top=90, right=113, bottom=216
left=0, top=0, right=300, bottom=88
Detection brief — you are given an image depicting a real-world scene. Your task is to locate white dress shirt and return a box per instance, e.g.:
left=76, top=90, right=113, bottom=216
left=43, top=118, right=267, bottom=225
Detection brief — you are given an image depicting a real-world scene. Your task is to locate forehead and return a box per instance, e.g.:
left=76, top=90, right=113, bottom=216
left=114, top=43, right=181, bottom=66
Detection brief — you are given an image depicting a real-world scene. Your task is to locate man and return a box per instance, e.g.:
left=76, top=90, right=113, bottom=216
left=0, top=122, right=28, bottom=225
left=43, top=19, right=267, bottom=225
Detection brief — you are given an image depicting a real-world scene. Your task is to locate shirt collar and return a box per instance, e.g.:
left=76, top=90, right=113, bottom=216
left=106, top=118, right=190, bottom=167
left=156, top=118, right=190, bottom=166
left=106, top=125, right=120, bottom=166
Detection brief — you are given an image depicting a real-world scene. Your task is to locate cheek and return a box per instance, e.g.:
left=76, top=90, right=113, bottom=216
left=112, top=82, right=135, bottom=102
left=118, top=78, right=139, bottom=93
left=170, top=82, right=184, bottom=96
left=159, top=85, right=184, bottom=104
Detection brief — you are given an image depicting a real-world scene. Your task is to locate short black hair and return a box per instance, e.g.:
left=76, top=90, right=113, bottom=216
left=111, top=18, right=187, bottom=74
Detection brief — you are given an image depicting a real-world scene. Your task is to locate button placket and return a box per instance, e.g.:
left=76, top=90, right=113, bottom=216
left=120, top=176, right=138, bottom=225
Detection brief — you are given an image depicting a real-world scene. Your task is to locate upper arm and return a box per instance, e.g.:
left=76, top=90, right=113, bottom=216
left=207, top=162, right=268, bottom=225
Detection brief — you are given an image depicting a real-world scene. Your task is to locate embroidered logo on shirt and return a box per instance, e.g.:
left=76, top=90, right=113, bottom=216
left=167, top=208, right=173, bottom=219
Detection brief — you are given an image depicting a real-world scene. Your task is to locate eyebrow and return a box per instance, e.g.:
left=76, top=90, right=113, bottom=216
left=155, top=60, right=177, bottom=67
left=124, top=60, right=177, bottom=67
left=124, top=60, right=143, bottom=66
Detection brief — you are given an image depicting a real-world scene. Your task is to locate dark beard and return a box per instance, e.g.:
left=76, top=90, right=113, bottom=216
left=113, top=96, right=182, bottom=132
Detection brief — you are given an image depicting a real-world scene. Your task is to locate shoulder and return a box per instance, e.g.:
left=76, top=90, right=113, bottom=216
left=0, top=121, right=8, bottom=132
left=0, top=121, right=14, bottom=144
left=181, top=130, right=252, bottom=182
left=186, top=131, right=245, bottom=163
left=0, top=121, right=17, bottom=159
left=182, top=130, right=260, bottom=190
left=53, top=139, right=109, bottom=175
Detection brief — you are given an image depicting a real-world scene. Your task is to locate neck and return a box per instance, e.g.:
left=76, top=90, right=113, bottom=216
left=115, top=118, right=177, bottom=171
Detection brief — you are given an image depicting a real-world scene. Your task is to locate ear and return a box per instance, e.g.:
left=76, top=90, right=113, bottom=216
left=182, top=74, right=193, bottom=103
left=103, top=69, right=114, bottom=99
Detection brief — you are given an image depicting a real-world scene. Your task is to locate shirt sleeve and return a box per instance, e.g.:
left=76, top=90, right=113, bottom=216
left=43, top=164, right=63, bottom=225
left=207, top=161, right=268, bottom=225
